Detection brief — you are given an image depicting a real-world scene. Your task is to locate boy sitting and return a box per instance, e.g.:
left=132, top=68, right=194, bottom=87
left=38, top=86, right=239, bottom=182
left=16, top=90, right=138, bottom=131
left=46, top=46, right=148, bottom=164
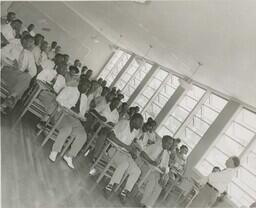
left=140, top=135, right=173, bottom=208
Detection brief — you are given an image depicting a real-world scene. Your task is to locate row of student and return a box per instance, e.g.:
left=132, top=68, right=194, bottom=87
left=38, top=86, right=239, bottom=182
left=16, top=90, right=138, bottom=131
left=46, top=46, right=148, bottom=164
left=1, top=11, right=242, bottom=208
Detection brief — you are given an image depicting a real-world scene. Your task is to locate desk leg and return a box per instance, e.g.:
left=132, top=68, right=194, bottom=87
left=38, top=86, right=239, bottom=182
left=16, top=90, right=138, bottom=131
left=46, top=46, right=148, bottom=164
left=41, top=111, right=65, bottom=147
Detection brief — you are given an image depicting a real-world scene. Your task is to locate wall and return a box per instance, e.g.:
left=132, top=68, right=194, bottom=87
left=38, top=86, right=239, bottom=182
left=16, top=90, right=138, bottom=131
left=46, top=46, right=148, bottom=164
left=5, top=1, right=113, bottom=78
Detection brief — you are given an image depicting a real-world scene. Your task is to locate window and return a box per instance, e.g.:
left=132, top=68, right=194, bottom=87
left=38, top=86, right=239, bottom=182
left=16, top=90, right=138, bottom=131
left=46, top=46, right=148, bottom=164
left=98, top=49, right=131, bottom=86
left=114, top=58, right=152, bottom=102
left=179, top=93, right=228, bottom=153
left=131, top=68, right=169, bottom=118
left=196, top=108, right=256, bottom=207
left=157, top=85, right=206, bottom=141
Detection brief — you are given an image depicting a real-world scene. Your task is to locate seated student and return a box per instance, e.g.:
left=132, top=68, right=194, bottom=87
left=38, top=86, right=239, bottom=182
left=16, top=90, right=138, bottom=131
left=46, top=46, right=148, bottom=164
left=127, top=106, right=138, bottom=119
left=36, top=62, right=67, bottom=126
left=27, top=24, right=35, bottom=37
left=118, top=102, right=129, bottom=120
left=1, top=19, right=23, bottom=47
left=101, top=79, right=107, bottom=88
left=80, top=66, right=88, bottom=75
left=91, top=97, right=120, bottom=160
left=32, top=34, right=44, bottom=66
left=80, top=69, right=92, bottom=82
left=55, top=45, right=61, bottom=54
left=47, top=41, right=57, bottom=60
left=103, top=113, right=143, bottom=203
left=1, top=11, right=16, bottom=25
left=63, top=54, right=70, bottom=65
left=37, top=40, right=49, bottom=73
left=1, top=34, right=36, bottom=110
left=73, top=59, right=82, bottom=71
left=190, top=156, right=240, bottom=208
left=49, top=80, right=92, bottom=169
left=140, top=135, right=173, bottom=208
left=65, top=65, right=79, bottom=87
left=164, top=145, right=188, bottom=194
left=92, top=86, right=110, bottom=108
left=93, top=77, right=104, bottom=97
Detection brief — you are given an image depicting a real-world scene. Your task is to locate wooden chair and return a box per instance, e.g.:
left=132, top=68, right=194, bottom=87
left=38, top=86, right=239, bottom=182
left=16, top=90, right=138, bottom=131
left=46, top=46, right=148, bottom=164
left=12, top=80, right=51, bottom=128
left=88, top=139, right=129, bottom=195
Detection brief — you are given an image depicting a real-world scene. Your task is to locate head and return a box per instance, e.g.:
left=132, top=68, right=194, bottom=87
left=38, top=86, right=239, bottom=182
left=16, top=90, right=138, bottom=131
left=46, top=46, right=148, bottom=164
left=128, top=107, right=137, bottom=118
left=11, top=19, right=23, bottom=34
left=56, top=62, right=67, bottom=76
left=225, top=156, right=240, bottom=169
left=110, top=97, right=121, bottom=110
left=111, top=87, right=117, bottom=93
left=69, top=66, right=79, bottom=76
left=51, top=41, right=57, bottom=49
left=174, top=138, right=181, bottom=146
left=21, top=30, right=30, bottom=39
left=179, top=145, right=189, bottom=155
left=55, top=45, right=61, bottom=53
left=85, top=69, right=93, bottom=79
left=74, top=59, right=81, bottom=68
left=134, top=106, right=140, bottom=113
left=88, top=80, right=99, bottom=94
left=130, top=113, right=144, bottom=130
left=21, top=34, right=34, bottom=51
left=105, top=91, right=116, bottom=103
left=162, top=135, right=174, bottom=150
left=40, top=40, right=48, bottom=52
left=54, top=53, right=64, bottom=66
left=81, top=66, right=88, bottom=74
left=63, top=54, right=70, bottom=64
left=78, top=80, right=92, bottom=95
left=117, top=93, right=124, bottom=101
left=102, top=80, right=107, bottom=87
left=34, top=33, right=44, bottom=46
left=143, top=122, right=152, bottom=132
left=27, top=24, right=35, bottom=32
left=97, top=77, right=103, bottom=85
left=7, top=12, right=16, bottom=23
left=101, top=86, right=110, bottom=97
left=212, top=166, right=221, bottom=173
left=119, top=102, right=129, bottom=114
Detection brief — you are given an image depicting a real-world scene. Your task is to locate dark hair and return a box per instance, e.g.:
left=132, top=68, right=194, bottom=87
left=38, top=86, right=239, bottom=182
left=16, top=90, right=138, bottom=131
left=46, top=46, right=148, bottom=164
left=131, top=113, right=143, bottom=121
left=180, top=145, right=188, bottom=150
left=12, top=19, right=23, bottom=25
left=231, top=156, right=240, bottom=167
left=7, top=12, right=16, bottom=17
left=162, top=135, right=173, bottom=142
left=69, top=66, right=79, bottom=74
left=21, top=34, right=34, bottom=42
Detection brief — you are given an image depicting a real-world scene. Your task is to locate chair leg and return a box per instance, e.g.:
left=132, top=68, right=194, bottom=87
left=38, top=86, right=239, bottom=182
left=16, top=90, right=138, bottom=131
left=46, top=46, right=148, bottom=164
left=60, top=136, right=75, bottom=157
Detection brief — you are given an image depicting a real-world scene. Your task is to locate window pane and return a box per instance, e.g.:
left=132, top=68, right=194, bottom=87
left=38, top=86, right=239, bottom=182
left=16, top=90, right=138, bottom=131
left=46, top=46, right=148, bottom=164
left=115, top=59, right=152, bottom=102
left=142, top=73, right=180, bottom=120
left=98, top=49, right=131, bottom=86
left=196, top=108, right=256, bottom=207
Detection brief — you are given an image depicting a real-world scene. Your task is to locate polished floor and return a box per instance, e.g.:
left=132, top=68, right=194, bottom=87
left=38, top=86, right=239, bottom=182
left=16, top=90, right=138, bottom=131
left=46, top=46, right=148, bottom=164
left=1, top=113, right=177, bottom=208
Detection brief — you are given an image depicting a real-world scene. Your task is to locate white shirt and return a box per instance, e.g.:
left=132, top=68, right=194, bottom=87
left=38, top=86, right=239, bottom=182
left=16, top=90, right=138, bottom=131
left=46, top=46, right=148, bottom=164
left=36, top=68, right=57, bottom=83
left=97, top=104, right=119, bottom=124
left=56, top=86, right=89, bottom=117
left=1, top=23, right=15, bottom=41
left=200, top=168, right=237, bottom=193
left=40, top=59, right=55, bottom=71
left=145, top=141, right=170, bottom=173
left=47, top=49, right=55, bottom=60
left=32, top=46, right=41, bottom=65
left=137, top=131, right=157, bottom=150
left=95, top=97, right=108, bottom=112
left=113, top=119, right=140, bottom=146
left=53, top=75, right=66, bottom=94
left=1, top=39, right=23, bottom=67
left=94, top=86, right=103, bottom=98
left=29, top=30, right=35, bottom=37
left=18, top=49, right=37, bottom=77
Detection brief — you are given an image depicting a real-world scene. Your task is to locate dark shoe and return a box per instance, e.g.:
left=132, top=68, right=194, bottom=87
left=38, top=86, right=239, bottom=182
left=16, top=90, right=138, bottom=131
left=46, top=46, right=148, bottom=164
left=103, top=184, right=113, bottom=199
left=119, top=189, right=129, bottom=205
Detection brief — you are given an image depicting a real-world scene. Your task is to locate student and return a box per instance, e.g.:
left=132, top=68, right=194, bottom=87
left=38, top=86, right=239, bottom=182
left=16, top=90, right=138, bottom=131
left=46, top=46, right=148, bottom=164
left=103, top=113, right=143, bottom=203
left=81, top=66, right=88, bottom=75
left=49, top=81, right=92, bottom=169
left=91, top=97, right=120, bottom=160
left=47, top=41, right=57, bottom=60
left=92, top=86, right=110, bottom=108
left=135, top=122, right=153, bottom=151
left=118, top=102, right=129, bottom=120
left=94, top=79, right=104, bottom=98
left=27, top=24, right=35, bottom=37
left=1, top=11, right=16, bottom=25
left=1, top=19, right=23, bottom=45
left=190, top=156, right=240, bottom=208
left=80, top=69, right=93, bottom=81
left=65, top=65, right=79, bottom=87
left=37, top=40, right=49, bottom=72
left=127, top=106, right=137, bottom=119
left=1, top=34, right=36, bottom=110
left=140, top=135, right=173, bottom=208
left=63, top=54, right=70, bottom=65
left=101, top=80, right=107, bottom=88
left=37, top=62, right=67, bottom=127
left=54, top=45, right=61, bottom=55
left=32, top=34, right=44, bottom=66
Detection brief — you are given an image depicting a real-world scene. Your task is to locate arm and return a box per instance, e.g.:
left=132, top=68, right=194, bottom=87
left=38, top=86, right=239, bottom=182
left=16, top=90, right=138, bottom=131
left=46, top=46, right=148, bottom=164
left=108, top=130, right=131, bottom=151
left=91, top=109, right=107, bottom=122
left=140, top=151, right=158, bottom=166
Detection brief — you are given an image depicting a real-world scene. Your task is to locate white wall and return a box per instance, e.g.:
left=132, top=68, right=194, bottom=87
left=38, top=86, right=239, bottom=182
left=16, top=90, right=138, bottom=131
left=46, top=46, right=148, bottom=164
left=5, top=1, right=113, bottom=78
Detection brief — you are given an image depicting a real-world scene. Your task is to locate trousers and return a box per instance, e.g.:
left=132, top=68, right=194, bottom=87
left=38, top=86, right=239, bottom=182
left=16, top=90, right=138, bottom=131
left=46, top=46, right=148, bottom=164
left=52, top=115, right=87, bottom=157
left=108, top=148, right=141, bottom=192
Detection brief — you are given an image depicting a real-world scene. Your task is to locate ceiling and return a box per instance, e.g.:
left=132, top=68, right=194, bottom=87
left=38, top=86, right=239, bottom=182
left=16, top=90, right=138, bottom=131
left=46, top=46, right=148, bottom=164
left=64, top=1, right=256, bottom=107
